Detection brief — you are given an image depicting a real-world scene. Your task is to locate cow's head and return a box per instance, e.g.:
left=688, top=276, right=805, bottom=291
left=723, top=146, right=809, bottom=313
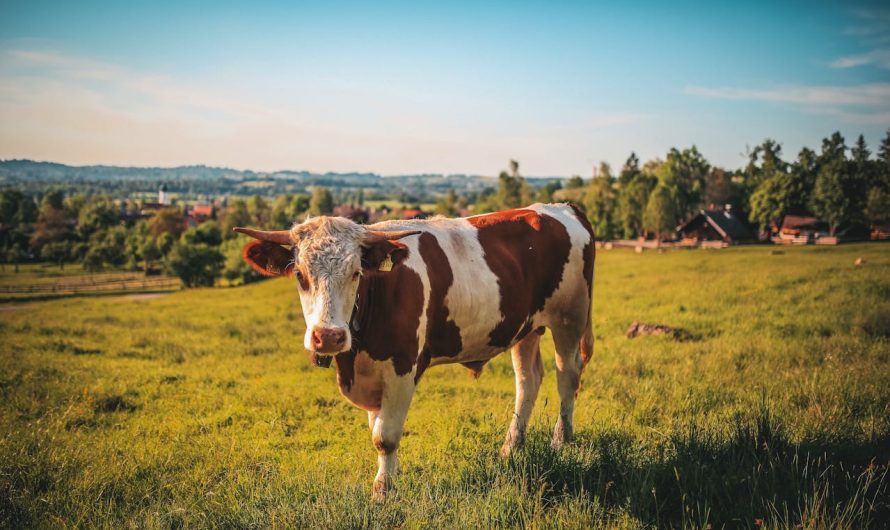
left=235, top=217, right=418, bottom=359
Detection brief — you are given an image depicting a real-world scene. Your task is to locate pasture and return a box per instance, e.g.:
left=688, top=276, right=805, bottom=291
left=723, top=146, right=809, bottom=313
left=1, top=244, right=888, bottom=528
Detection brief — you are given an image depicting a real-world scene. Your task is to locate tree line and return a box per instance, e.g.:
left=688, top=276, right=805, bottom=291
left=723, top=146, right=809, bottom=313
left=458, top=130, right=890, bottom=240
left=1, top=129, right=888, bottom=286
left=0, top=186, right=339, bottom=286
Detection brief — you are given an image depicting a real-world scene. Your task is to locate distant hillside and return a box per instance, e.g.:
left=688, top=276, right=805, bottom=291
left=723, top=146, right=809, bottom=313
left=0, top=159, right=564, bottom=202
left=0, top=159, right=565, bottom=202
left=0, top=160, right=347, bottom=183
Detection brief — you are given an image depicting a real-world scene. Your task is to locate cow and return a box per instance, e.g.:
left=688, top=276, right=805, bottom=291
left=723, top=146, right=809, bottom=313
left=235, top=203, right=595, bottom=500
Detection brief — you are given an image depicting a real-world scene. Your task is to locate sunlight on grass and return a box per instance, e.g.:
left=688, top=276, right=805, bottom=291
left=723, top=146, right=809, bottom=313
left=1, top=244, right=888, bottom=528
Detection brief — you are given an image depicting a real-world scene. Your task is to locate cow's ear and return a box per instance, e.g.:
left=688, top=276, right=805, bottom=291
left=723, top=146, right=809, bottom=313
left=242, top=241, right=294, bottom=277
left=361, top=239, right=409, bottom=271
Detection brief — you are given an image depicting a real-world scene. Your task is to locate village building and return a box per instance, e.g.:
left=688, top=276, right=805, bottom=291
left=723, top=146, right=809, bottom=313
left=675, top=206, right=754, bottom=245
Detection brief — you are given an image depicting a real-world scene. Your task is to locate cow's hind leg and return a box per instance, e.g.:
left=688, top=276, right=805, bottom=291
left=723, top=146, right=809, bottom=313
left=500, top=331, right=544, bottom=458
left=369, top=371, right=415, bottom=501
left=550, top=320, right=586, bottom=449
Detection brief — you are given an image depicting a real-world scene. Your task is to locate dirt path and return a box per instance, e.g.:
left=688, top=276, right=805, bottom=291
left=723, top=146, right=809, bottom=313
left=120, top=293, right=171, bottom=301
left=0, top=292, right=172, bottom=313
left=0, top=304, right=33, bottom=313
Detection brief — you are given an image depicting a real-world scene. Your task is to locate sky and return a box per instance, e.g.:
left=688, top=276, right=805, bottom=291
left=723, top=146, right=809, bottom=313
left=0, top=1, right=888, bottom=177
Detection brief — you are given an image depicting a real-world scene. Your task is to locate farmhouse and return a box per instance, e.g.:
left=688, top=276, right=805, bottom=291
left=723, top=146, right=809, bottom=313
left=773, top=215, right=871, bottom=245
left=774, top=215, right=826, bottom=244
left=675, top=207, right=753, bottom=245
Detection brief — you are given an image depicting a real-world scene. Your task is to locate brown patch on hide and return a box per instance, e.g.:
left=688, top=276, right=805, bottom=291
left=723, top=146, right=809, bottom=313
left=417, top=233, right=463, bottom=375
left=373, top=435, right=398, bottom=455
left=349, top=261, right=424, bottom=377
left=468, top=208, right=572, bottom=348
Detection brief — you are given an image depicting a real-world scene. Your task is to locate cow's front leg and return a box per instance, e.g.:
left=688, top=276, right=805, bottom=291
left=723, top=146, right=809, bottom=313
left=369, top=370, right=415, bottom=501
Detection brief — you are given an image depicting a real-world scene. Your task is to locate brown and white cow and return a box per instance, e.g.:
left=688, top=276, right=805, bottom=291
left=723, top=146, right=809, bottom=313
left=235, top=203, right=595, bottom=500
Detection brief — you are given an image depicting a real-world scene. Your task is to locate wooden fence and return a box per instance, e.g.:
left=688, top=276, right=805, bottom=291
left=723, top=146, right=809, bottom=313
left=0, top=275, right=180, bottom=295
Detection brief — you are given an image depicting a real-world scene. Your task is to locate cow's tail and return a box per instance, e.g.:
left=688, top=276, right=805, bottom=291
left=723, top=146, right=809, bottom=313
left=580, top=312, right=594, bottom=367
left=566, top=202, right=596, bottom=368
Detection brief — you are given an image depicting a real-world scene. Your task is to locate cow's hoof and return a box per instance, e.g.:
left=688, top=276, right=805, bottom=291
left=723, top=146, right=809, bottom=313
left=499, top=443, right=520, bottom=459
left=371, top=478, right=389, bottom=502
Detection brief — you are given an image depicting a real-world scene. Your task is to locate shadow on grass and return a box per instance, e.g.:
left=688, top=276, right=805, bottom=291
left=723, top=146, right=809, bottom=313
left=455, top=408, right=889, bottom=528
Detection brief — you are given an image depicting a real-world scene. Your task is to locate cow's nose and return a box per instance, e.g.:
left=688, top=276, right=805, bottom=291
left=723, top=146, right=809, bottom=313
left=311, top=327, right=347, bottom=353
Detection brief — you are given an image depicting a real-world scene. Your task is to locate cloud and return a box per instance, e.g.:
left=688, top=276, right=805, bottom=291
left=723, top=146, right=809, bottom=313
left=684, top=83, right=890, bottom=125
left=830, top=48, right=890, bottom=70
left=0, top=47, right=610, bottom=175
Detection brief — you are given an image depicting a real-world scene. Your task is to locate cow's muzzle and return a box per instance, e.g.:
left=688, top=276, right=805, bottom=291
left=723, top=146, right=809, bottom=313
left=310, top=326, right=348, bottom=354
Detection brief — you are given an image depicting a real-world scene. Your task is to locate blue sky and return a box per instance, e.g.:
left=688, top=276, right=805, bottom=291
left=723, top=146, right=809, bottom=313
left=1, top=1, right=888, bottom=176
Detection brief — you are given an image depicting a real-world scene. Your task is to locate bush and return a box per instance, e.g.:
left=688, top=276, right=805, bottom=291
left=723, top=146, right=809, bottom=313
left=165, top=242, right=224, bottom=287
left=221, top=239, right=262, bottom=286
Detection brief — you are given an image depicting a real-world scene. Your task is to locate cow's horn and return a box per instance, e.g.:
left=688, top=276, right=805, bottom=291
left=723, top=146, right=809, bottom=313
left=363, top=230, right=421, bottom=244
left=233, top=227, right=293, bottom=245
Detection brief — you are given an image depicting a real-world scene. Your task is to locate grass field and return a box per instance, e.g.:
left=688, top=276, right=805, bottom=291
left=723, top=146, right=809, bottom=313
left=1, top=243, right=888, bottom=528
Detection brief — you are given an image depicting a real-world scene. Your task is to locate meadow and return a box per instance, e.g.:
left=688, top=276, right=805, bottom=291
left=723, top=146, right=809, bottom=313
left=1, top=243, right=888, bottom=529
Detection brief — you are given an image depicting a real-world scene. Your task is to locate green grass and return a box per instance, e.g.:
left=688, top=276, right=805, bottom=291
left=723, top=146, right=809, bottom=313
left=1, top=243, right=888, bottom=528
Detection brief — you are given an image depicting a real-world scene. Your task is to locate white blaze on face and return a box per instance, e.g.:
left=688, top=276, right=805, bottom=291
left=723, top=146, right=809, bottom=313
left=291, top=218, right=366, bottom=353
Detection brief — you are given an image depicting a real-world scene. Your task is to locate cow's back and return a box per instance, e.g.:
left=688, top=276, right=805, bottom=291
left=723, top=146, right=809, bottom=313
left=368, top=204, right=593, bottom=375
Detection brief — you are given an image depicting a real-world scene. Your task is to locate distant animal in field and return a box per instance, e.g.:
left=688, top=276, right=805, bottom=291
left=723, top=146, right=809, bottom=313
left=235, top=203, right=595, bottom=500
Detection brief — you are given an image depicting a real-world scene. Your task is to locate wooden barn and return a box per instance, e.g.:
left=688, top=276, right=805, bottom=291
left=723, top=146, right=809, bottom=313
left=676, top=207, right=754, bottom=245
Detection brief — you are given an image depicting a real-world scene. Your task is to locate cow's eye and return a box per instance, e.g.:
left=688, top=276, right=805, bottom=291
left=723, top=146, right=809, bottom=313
left=352, top=271, right=361, bottom=281
left=295, top=271, right=309, bottom=290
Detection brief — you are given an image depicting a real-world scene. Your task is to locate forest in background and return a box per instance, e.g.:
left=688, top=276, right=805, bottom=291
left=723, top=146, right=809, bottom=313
left=1, top=129, right=889, bottom=287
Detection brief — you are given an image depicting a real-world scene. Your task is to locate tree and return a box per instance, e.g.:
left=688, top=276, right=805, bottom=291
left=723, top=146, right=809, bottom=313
left=536, top=180, right=562, bottom=203
left=878, top=129, right=890, bottom=182
left=616, top=172, right=656, bottom=238
left=435, top=189, right=459, bottom=217
left=509, top=159, right=520, bottom=178
left=139, top=237, right=161, bottom=274
left=77, top=196, right=119, bottom=239
left=309, top=187, right=335, bottom=216
left=182, top=221, right=223, bottom=246
left=618, top=152, right=641, bottom=186
left=6, top=243, right=24, bottom=273
left=865, top=187, right=890, bottom=227
left=166, top=241, right=224, bottom=288
left=85, top=226, right=128, bottom=269
left=222, top=238, right=261, bottom=286
left=271, top=194, right=310, bottom=228
left=749, top=174, right=792, bottom=234
left=0, top=189, right=26, bottom=225
left=247, top=195, right=270, bottom=227
left=565, top=176, right=585, bottom=189
left=148, top=208, right=186, bottom=239
left=40, top=241, right=71, bottom=269
left=704, top=167, right=733, bottom=207
left=583, top=164, right=618, bottom=240
left=496, top=171, right=525, bottom=209
left=658, top=146, right=710, bottom=222
left=811, top=132, right=852, bottom=235
left=865, top=130, right=890, bottom=227
left=643, top=184, right=678, bottom=241
left=63, top=193, right=87, bottom=222
left=848, top=134, right=873, bottom=214
left=30, top=199, right=70, bottom=253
